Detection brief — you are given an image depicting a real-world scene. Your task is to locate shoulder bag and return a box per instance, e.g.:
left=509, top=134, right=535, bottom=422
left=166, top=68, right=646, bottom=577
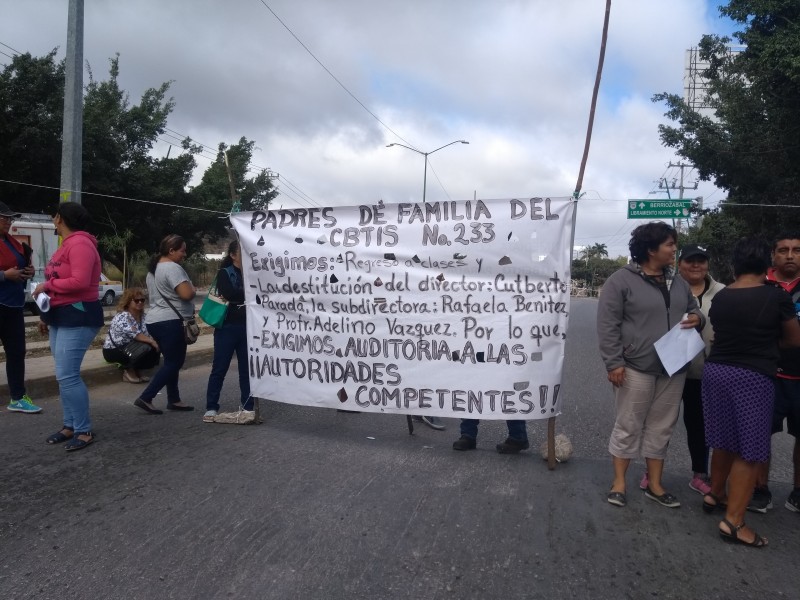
left=109, top=320, right=156, bottom=365
left=198, top=272, right=229, bottom=328
left=159, top=290, right=201, bottom=344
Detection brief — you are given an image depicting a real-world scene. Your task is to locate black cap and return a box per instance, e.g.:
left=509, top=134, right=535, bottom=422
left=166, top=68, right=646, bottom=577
left=0, top=201, right=21, bottom=219
left=679, top=244, right=709, bottom=261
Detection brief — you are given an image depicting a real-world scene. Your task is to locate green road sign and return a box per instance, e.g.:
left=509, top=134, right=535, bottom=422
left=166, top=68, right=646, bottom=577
left=627, top=199, right=692, bottom=219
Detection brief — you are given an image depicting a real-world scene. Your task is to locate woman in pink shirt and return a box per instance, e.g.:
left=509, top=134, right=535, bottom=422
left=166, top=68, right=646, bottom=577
left=33, top=202, right=104, bottom=451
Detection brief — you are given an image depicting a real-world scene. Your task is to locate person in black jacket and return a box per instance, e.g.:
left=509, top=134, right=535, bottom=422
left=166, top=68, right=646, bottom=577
left=203, top=239, right=251, bottom=421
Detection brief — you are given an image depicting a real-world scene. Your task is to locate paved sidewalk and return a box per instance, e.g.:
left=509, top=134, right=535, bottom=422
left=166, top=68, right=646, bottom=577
left=0, top=332, right=215, bottom=399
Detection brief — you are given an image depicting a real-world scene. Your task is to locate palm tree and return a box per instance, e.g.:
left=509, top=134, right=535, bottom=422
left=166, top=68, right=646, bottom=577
left=590, top=242, right=608, bottom=258
left=579, top=242, right=609, bottom=261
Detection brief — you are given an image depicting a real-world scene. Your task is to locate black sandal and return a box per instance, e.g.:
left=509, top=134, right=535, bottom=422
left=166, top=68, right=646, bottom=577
left=702, top=492, right=727, bottom=514
left=719, top=518, right=767, bottom=548
left=64, top=432, right=95, bottom=452
left=46, top=427, right=74, bottom=445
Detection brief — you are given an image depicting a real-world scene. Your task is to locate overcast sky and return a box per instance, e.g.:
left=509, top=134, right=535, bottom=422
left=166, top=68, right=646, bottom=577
left=1, top=0, right=737, bottom=258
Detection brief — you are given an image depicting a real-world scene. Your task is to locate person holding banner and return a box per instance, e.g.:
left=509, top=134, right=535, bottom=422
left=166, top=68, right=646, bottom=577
left=203, top=239, right=251, bottom=421
left=452, top=418, right=529, bottom=453
left=597, top=222, right=703, bottom=509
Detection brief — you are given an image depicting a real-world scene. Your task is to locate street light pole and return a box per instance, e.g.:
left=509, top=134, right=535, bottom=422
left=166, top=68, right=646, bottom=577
left=386, top=140, right=469, bottom=202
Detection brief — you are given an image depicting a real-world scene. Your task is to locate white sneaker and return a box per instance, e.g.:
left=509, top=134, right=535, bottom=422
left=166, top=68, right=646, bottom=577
left=203, top=410, right=218, bottom=423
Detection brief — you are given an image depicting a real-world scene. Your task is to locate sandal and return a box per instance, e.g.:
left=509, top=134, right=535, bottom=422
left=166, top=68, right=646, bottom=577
left=64, top=432, right=95, bottom=452
left=46, top=427, right=74, bottom=445
left=644, top=486, right=681, bottom=508
left=607, top=491, right=627, bottom=507
left=702, top=492, right=727, bottom=514
left=718, top=518, right=767, bottom=548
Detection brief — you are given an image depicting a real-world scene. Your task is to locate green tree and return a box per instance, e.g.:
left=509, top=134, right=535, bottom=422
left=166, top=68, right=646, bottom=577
left=572, top=241, right=627, bottom=294
left=186, top=137, right=278, bottom=248
left=0, top=51, right=64, bottom=206
left=653, top=0, right=800, bottom=241
left=579, top=242, right=609, bottom=261
left=80, top=55, right=201, bottom=267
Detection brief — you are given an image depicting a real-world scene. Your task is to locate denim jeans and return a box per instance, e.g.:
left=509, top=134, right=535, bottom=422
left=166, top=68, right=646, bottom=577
left=140, top=319, right=187, bottom=404
left=206, top=322, right=251, bottom=411
left=460, top=418, right=528, bottom=441
left=0, top=304, right=27, bottom=400
left=49, top=324, right=101, bottom=433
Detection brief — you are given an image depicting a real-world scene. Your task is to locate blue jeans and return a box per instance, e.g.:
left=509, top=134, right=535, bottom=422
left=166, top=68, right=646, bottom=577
left=206, top=322, right=251, bottom=411
left=49, top=324, right=100, bottom=433
left=0, top=305, right=27, bottom=400
left=460, top=419, right=528, bottom=441
left=140, top=319, right=187, bottom=404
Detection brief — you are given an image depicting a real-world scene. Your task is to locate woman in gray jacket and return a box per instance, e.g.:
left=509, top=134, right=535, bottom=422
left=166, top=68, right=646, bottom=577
left=598, top=222, right=704, bottom=509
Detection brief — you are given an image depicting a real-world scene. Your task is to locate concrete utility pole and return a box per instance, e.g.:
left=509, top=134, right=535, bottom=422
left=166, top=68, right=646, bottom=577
left=661, top=162, right=698, bottom=233
left=60, top=0, right=84, bottom=204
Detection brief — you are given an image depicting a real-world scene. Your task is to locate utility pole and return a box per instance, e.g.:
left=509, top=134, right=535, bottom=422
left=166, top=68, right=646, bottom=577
left=660, top=162, right=698, bottom=233
left=60, top=0, right=84, bottom=205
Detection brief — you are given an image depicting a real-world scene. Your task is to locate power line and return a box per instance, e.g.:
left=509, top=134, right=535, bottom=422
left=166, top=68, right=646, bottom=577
left=160, top=126, right=321, bottom=206
left=254, top=0, right=413, bottom=148
left=0, top=178, right=229, bottom=215
left=0, top=40, right=22, bottom=55
left=253, top=1, right=467, bottom=202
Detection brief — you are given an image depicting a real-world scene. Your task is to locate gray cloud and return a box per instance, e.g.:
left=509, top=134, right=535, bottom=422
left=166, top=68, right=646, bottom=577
left=1, top=0, right=731, bottom=257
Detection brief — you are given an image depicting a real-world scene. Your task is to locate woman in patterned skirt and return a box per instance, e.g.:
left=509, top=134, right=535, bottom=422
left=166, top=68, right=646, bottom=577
left=702, top=238, right=800, bottom=547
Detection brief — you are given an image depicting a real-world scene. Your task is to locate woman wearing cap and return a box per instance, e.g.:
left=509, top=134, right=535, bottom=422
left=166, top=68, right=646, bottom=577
left=0, top=201, right=42, bottom=414
left=597, top=222, right=704, bottom=509
left=33, top=202, right=104, bottom=451
left=674, top=244, right=724, bottom=497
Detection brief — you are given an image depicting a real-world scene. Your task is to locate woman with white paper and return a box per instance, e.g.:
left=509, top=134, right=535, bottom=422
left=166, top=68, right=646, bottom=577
left=597, top=222, right=703, bottom=509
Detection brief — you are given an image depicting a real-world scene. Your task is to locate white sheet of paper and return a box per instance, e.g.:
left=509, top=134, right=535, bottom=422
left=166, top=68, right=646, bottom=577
left=35, top=292, right=51, bottom=313
left=653, top=322, right=704, bottom=377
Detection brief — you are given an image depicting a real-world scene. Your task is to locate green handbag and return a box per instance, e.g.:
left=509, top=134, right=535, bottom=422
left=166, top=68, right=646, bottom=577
left=198, top=275, right=229, bottom=328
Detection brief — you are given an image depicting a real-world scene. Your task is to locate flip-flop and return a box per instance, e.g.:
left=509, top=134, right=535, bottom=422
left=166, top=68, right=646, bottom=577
left=607, top=491, right=627, bottom=507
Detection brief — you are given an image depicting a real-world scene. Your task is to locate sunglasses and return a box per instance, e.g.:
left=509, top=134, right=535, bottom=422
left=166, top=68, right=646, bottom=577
left=132, top=298, right=146, bottom=304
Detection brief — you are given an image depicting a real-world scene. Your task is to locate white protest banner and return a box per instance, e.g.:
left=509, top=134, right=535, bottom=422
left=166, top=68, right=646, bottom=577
left=231, top=197, right=574, bottom=420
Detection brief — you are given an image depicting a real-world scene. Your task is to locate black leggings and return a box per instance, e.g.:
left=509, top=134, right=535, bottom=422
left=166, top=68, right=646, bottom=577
left=682, top=378, right=709, bottom=474
left=0, top=305, right=27, bottom=400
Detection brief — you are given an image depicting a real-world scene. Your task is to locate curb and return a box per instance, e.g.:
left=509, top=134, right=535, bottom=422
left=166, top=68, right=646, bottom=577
left=1, top=342, right=215, bottom=400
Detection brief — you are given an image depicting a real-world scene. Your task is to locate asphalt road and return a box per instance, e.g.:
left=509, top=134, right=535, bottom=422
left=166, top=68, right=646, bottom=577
left=1, top=298, right=798, bottom=600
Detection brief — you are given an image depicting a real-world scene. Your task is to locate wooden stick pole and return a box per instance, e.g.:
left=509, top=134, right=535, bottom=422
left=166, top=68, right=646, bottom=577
left=548, top=0, right=611, bottom=468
